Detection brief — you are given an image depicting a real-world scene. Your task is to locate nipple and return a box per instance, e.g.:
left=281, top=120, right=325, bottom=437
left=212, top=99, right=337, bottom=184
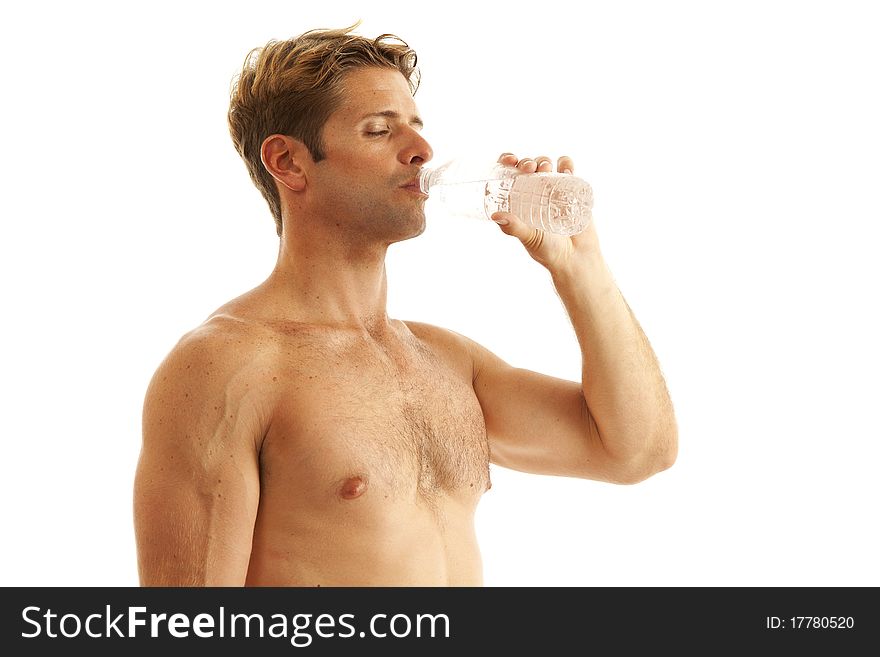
left=339, top=476, right=368, bottom=500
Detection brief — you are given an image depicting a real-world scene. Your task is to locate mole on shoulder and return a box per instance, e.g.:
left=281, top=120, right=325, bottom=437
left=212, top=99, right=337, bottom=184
left=339, top=476, right=368, bottom=500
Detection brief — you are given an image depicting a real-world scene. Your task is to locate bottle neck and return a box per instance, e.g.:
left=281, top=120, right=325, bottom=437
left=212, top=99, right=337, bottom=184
left=419, top=159, right=515, bottom=192
left=418, top=166, right=433, bottom=194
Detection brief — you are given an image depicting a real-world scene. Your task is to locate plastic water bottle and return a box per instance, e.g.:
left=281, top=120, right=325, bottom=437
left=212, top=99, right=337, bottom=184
left=418, top=158, right=593, bottom=236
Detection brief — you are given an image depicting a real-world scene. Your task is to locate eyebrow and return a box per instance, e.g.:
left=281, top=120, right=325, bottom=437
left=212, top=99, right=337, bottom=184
left=360, top=110, right=424, bottom=129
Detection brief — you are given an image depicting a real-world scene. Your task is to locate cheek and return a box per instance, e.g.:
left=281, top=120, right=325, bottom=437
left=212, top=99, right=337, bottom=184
left=320, top=178, right=375, bottom=211
left=312, top=155, right=393, bottom=206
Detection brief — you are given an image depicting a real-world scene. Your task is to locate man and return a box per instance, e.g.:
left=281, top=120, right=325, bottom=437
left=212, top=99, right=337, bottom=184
left=133, top=25, right=677, bottom=586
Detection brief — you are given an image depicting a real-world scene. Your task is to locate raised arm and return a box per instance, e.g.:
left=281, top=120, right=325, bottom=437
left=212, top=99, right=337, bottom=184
left=471, top=153, right=678, bottom=484
left=133, top=323, right=265, bottom=585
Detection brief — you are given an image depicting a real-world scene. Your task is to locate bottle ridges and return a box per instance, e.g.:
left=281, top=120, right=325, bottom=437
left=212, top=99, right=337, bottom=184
left=486, top=173, right=593, bottom=236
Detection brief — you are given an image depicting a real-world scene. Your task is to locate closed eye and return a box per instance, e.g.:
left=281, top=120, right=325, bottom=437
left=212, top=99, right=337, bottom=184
left=365, top=130, right=390, bottom=137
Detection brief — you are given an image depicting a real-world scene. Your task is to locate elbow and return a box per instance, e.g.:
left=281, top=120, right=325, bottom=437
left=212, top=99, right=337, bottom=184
left=647, top=440, right=678, bottom=479
left=643, top=410, right=679, bottom=477
left=653, top=423, right=679, bottom=474
left=615, top=426, right=679, bottom=485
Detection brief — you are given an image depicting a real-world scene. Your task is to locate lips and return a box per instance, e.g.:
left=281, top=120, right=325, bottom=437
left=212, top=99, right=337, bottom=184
left=399, top=175, right=427, bottom=195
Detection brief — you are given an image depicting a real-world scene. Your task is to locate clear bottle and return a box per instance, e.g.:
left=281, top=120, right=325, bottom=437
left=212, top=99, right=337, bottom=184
left=418, top=158, right=593, bottom=236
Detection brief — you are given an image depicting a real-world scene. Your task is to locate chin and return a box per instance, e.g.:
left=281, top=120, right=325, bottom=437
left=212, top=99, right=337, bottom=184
left=391, top=225, right=426, bottom=244
left=387, top=211, right=426, bottom=243
left=408, top=214, right=428, bottom=239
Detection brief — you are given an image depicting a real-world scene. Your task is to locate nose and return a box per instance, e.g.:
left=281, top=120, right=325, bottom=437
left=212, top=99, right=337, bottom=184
left=399, top=127, right=433, bottom=166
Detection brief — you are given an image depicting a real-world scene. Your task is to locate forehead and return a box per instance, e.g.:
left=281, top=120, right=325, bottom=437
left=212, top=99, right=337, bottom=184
left=333, top=67, right=418, bottom=120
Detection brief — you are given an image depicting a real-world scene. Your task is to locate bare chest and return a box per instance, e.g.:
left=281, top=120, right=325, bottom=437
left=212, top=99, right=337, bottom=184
left=261, top=331, right=490, bottom=505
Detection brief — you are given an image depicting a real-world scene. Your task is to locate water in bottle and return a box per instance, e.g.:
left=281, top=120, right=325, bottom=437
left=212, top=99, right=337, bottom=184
left=418, top=159, right=593, bottom=236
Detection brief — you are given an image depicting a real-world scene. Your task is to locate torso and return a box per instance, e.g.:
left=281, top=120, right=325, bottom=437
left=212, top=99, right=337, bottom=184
left=209, top=308, right=491, bottom=586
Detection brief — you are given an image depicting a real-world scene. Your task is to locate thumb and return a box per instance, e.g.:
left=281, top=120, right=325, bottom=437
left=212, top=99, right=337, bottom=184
left=491, top=211, right=545, bottom=252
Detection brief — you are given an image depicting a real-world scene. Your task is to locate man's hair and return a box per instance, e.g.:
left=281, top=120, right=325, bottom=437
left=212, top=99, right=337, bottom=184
left=227, top=22, right=420, bottom=236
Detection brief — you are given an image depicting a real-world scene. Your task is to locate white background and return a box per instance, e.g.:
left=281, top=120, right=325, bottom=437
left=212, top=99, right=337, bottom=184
left=1, top=0, right=878, bottom=587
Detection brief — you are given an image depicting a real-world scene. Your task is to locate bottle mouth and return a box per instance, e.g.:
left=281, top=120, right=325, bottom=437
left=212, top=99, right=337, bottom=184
left=417, top=167, right=430, bottom=194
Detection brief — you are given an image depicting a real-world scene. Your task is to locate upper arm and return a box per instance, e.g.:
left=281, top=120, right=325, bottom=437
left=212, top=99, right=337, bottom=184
left=407, top=321, right=623, bottom=483
left=465, top=339, right=629, bottom=482
left=133, top=325, right=265, bottom=585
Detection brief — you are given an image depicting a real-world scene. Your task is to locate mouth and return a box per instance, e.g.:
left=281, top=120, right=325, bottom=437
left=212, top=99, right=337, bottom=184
left=399, top=177, right=428, bottom=197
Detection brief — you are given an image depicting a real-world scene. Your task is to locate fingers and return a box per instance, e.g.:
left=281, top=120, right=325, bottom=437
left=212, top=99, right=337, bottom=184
left=498, top=153, right=538, bottom=172
left=532, top=156, right=553, bottom=173
left=514, top=156, right=549, bottom=173
left=498, top=153, right=575, bottom=174
left=557, top=155, right=574, bottom=175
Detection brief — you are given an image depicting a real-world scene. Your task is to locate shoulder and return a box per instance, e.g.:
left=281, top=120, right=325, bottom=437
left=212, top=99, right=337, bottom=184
left=401, top=320, right=499, bottom=373
left=402, top=320, right=513, bottom=382
left=403, top=320, right=475, bottom=352
left=142, top=314, right=281, bottom=434
left=151, top=314, right=272, bottom=384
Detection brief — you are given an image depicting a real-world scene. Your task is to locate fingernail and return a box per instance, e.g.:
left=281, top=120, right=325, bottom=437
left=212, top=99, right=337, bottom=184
left=563, top=168, right=573, bottom=175
left=492, top=217, right=509, bottom=225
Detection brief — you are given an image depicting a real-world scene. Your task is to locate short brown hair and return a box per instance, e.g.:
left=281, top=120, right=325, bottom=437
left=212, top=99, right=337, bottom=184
left=227, top=23, right=420, bottom=236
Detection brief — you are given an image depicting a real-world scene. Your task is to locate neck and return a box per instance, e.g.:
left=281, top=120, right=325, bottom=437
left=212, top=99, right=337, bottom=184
left=263, top=228, right=392, bottom=331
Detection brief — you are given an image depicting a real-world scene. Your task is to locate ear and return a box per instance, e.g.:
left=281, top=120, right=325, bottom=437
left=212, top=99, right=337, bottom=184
left=260, top=135, right=310, bottom=192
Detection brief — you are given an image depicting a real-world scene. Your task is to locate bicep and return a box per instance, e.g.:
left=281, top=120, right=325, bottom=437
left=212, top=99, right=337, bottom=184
left=408, top=320, right=618, bottom=481
left=469, top=341, right=615, bottom=481
left=133, top=341, right=262, bottom=586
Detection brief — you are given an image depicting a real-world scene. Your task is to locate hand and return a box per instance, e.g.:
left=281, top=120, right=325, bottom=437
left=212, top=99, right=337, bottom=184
left=491, top=153, right=601, bottom=274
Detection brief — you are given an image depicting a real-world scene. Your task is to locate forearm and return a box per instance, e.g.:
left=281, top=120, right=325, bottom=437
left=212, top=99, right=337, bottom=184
left=551, top=252, right=677, bottom=476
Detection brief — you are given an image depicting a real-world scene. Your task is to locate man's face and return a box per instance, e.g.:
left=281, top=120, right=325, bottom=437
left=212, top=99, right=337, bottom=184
left=309, top=67, right=434, bottom=244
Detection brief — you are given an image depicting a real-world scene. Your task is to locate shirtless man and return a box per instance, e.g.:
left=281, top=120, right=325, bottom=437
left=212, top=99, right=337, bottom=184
left=132, top=25, right=678, bottom=586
